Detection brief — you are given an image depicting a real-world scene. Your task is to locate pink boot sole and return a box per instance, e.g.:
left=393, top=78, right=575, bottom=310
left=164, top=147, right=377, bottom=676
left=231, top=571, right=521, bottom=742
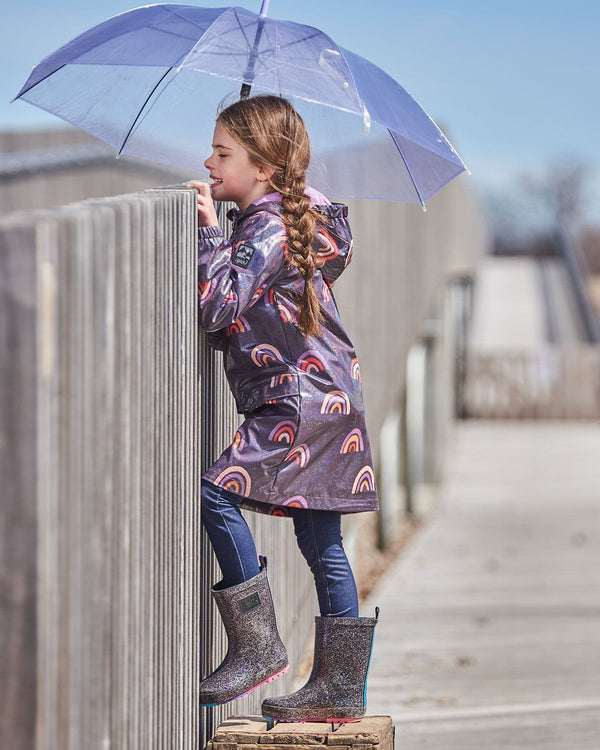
left=239, top=665, right=289, bottom=699
left=203, top=665, right=290, bottom=707
left=269, top=717, right=361, bottom=724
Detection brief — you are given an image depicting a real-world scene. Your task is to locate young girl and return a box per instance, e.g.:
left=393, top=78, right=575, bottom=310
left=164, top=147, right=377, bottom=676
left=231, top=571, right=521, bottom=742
left=190, top=95, right=378, bottom=723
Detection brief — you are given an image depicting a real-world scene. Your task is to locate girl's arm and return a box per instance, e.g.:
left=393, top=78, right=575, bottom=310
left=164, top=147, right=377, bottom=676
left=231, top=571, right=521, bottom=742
left=197, top=212, right=287, bottom=332
left=315, top=204, right=354, bottom=286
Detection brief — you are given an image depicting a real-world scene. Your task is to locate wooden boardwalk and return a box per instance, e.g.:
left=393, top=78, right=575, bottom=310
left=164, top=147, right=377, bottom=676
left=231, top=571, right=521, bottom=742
left=365, top=421, right=600, bottom=750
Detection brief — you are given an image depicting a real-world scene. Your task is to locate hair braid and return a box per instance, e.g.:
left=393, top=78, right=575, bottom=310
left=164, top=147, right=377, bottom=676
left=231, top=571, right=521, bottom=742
left=280, top=175, right=322, bottom=338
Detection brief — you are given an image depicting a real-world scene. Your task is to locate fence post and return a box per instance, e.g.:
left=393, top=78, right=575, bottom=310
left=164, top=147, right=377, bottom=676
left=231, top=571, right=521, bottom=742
left=0, top=219, right=38, bottom=750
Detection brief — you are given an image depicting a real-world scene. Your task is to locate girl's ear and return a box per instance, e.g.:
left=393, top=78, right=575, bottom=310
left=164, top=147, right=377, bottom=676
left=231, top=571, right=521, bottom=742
left=257, top=164, right=276, bottom=183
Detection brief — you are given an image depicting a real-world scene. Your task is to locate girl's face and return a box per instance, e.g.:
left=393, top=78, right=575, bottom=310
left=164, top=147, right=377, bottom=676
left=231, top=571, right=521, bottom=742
left=204, top=121, right=272, bottom=211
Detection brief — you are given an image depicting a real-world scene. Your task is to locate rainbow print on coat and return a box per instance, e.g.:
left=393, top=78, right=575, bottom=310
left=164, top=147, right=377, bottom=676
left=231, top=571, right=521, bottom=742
left=283, top=495, right=309, bottom=508
left=351, top=466, right=376, bottom=494
left=276, top=296, right=297, bottom=324
left=232, top=426, right=247, bottom=451
left=198, top=277, right=216, bottom=302
left=250, top=286, right=265, bottom=303
left=314, top=228, right=340, bottom=262
left=270, top=373, right=294, bottom=388
left=214, top=466, right=252, bottom=496
left=285, top=443, right=311, bottom=467
left=251, top=344, right=284, bottom=367
left=268, top=420, right=297, bottom=444
left=321, top=390, right=351, bottom=415
left=297, top=349, right=327, bottom=374
left=340, top=428, right=364, bottom=454
left=227, top=316, right=250, bottom=336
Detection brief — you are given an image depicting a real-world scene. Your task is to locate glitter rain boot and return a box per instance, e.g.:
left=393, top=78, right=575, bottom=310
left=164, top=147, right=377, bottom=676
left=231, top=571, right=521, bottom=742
left=261, top=609, right=379, bottom=722
left=199, top=558, right=289, bottom=706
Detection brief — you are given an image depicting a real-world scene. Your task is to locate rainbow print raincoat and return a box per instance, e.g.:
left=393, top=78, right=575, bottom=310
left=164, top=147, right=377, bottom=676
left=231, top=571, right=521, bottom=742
left=197, top=190, right=378, bottom=516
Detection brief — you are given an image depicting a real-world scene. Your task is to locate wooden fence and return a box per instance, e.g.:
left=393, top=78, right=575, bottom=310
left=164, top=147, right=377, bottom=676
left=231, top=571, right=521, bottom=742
left=464, top=347, right=600, bottom=419
left=1, top=190, right=203, bottom=749
left=0, top=159, right=484, bottom=749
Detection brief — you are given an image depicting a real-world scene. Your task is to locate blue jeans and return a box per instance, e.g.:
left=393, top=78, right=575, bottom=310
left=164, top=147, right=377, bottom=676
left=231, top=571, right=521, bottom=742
left=201, top=480, right=359, bottom=617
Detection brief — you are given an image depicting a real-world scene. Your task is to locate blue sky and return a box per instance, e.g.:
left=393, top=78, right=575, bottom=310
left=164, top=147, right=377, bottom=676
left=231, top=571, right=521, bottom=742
left=2, top=0, right=599, bottom=223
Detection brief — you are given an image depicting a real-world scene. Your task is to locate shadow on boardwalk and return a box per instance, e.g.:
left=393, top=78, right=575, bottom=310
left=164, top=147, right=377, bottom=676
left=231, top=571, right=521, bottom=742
left=366, top=420, right=600, bottom=750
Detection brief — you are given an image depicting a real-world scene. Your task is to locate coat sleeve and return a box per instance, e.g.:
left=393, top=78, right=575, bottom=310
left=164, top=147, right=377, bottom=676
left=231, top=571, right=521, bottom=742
left=197, top=211, right=287, bottom=332
left=315, top=203, right=354, bottom=286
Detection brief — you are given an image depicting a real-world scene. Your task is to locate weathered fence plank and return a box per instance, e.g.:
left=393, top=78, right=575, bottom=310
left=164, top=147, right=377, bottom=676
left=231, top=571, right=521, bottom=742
left=0, top=221, right=38, bottom=750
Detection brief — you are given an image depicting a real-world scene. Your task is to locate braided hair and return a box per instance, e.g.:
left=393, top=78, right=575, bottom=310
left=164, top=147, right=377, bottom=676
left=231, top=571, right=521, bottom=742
left=217, top=96, right=323, bottom=337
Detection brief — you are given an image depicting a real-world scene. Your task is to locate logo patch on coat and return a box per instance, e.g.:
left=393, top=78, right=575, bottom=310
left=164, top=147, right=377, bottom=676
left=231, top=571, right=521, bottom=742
left=232, top=243, right=255, bottom=269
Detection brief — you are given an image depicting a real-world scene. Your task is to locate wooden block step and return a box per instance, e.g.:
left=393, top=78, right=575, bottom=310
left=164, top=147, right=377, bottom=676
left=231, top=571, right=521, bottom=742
left=207, top=716, right=394, bottom=750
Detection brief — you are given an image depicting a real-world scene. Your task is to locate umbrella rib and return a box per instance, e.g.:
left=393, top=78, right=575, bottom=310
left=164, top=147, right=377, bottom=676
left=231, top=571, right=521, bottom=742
left=15, top=63, right=68, bottom=100
left=250, top=27, right=323, bottom=79
left=233, top=9, right=255, bottom=59
left=173, top=8, right=249, bottom=79
left=389, top=130, right=426, bottom=208
left=162, top=5, right=219, bottom=33
left=117, top=66, right=173, bottom=155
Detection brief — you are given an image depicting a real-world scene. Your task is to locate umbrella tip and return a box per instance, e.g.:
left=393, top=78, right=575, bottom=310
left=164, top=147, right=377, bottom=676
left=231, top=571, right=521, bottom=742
left=259, top=0, right=271, bottom=16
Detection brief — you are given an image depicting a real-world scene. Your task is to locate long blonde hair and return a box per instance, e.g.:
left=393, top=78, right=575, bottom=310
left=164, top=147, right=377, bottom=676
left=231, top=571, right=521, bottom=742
left=217, top=95, right=322, bottom=337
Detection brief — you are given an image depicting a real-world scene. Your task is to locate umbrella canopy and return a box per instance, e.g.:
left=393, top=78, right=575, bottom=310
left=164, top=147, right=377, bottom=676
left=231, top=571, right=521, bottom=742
left=15, top=3, right=467, bottom=204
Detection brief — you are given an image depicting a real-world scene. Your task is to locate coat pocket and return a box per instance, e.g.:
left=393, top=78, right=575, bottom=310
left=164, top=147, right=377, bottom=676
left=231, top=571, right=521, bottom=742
left=237, top=371, right=301, bottom=414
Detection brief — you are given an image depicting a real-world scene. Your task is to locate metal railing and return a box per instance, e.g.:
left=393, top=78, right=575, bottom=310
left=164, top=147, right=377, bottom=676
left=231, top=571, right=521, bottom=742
left=464, top=346, right=600, bottom=419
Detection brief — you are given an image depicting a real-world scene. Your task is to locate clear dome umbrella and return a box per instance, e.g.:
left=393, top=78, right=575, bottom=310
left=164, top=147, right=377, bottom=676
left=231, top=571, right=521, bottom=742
left=14, top=1, right=467, bottom=205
